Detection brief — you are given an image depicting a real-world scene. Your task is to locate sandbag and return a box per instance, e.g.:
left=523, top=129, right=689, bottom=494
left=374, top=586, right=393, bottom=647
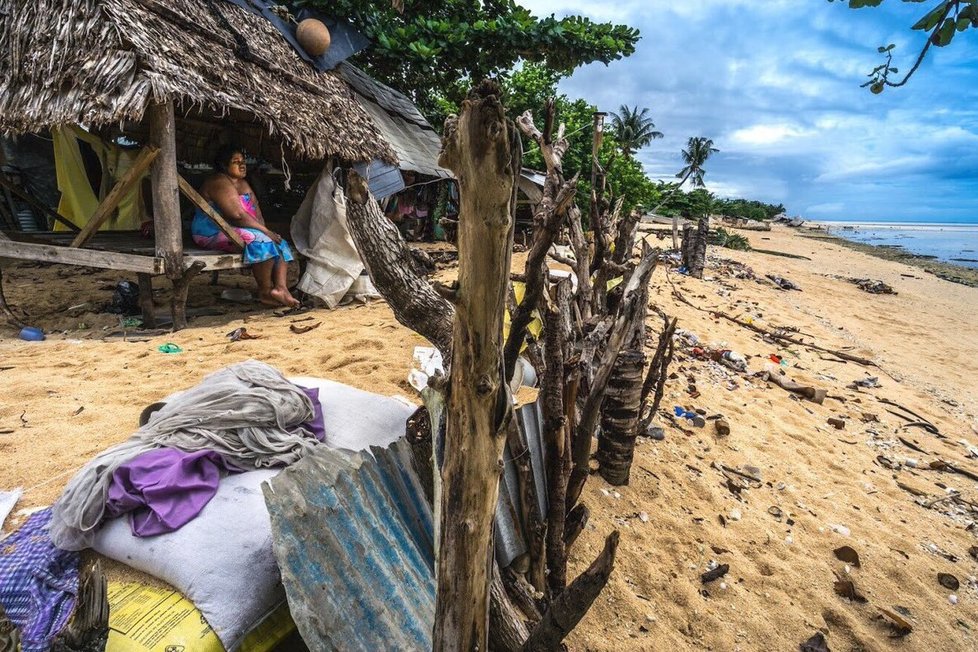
left=93, top=378, right=415, bottom=650
left=94, top=471, right=283, bottom=651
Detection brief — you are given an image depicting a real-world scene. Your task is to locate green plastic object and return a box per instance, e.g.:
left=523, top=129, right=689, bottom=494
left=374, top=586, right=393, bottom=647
left=158, top=343, right=183, bottom=354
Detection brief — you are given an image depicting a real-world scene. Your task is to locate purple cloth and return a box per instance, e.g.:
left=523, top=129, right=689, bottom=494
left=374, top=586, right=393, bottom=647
left=0, top=509, right=79, bottom=652
left=105, top=448, right=238, bottom=537
left=104, top=385, right=324, bottom=538
left=298, top=385, right=325, bottom=442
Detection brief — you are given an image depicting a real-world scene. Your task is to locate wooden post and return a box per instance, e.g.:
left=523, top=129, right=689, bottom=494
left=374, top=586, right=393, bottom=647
left=432, top=81, right=518, bottom=652
left=149, top=101, right=183, bottom=280
left=137, top=273, right=156, bottom=329
left=589, top=112, right=607, bottom=274
left=170, top=261, right=204, bottom=330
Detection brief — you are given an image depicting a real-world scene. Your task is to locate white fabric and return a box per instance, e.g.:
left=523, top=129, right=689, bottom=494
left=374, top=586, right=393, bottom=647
left=0, top=488, right=22, bottom=531
left=92, top=378, right=415, bottom=650
left=51, top=361, right=316, bottom=551
left=287, top=377, right=414, bottom=452
left=291, top=167, right=367, bottom=308
left=94, top=470, right=282, bottom=651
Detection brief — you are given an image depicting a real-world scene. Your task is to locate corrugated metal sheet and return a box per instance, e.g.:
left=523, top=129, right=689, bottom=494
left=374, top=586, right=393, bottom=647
left=338, top=63, right=431, bottom=130
left=357, top=99, right=451, bottom=181
left=495, top=400, right=548, bottom=568
left=262, top=399, right=548, bottom=649
left=340, top=62, right=452, bottom=199
left=263, top=438, right=435, bottom=652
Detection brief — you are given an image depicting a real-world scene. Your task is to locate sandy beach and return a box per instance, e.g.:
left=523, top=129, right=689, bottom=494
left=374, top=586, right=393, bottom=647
left=2, top=224, right=977, bottom=650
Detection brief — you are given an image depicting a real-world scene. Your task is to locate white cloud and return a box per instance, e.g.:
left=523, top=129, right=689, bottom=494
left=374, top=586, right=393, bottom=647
left=730, top=123, right=815, bottom=146
left=519, top=0, right=978, bottom=220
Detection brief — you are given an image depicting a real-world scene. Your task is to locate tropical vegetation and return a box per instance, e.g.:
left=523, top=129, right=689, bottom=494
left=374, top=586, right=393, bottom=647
left=609, top=105, right=663, bottom=159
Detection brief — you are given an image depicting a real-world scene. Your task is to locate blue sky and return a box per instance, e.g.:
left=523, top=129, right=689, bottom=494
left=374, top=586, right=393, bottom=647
left=519, top=1, right=978, bottom=222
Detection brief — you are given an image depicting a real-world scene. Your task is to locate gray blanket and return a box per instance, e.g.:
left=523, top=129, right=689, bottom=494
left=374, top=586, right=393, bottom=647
left=50, top=360, right=316, bottom=551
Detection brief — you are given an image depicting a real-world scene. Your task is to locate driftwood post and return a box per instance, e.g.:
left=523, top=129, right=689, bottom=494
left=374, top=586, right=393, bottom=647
left=148, top=101, right=182, bottom=280
left=432, top=81, right=520, bottom=652
left=681, top=217, right=708, bottom=279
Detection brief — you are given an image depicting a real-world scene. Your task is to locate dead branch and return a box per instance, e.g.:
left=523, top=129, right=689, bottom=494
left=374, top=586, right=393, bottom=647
left=522, top=531, right=620, bottom=651
left=516, top=110, right=569, bottom=176
left=503, top=175, right=578, bottom=380
left=490, top=561, right=532, bottom=652
left=566, top=205, right=594, bottom=321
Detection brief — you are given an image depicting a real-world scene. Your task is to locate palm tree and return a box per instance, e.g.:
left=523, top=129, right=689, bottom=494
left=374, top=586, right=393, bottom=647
left=609, top=105, right=663, bottom=158
left=675, top=137, right=719, bottom=189
left=650, top=136, right=719, bottom=249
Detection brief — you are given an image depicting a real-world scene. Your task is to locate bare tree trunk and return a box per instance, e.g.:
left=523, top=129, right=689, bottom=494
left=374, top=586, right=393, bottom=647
left=345, top=174, right=456, bottom=364
left=433, top=81, right=520, bottom=652
left=596, top=348, right=646, bottom=485
left=540, top=281, right=573, bottom=597
left=672, top=215, right=680, bottom=252
left=612, top=208, right=641, bottom=266
left=680, top=218, right=708, bottom=278
left=691, top=217, right=709, bottom=278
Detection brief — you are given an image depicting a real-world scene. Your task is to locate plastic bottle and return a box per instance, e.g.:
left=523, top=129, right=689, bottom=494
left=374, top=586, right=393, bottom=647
left=720, top=350, right=747, bottom=372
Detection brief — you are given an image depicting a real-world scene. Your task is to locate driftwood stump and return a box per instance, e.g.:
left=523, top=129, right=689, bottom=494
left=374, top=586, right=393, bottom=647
left=681, top=218, right=708, bottom=279
left=432, top=81, right=520, bottom=652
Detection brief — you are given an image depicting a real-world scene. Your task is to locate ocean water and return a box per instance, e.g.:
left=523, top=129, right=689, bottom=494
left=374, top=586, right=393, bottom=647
left=817, top=222, right=978, bottom=270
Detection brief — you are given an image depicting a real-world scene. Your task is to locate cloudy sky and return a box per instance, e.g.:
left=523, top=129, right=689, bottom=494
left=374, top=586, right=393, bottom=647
left=519, top=1, right=978, bottom=222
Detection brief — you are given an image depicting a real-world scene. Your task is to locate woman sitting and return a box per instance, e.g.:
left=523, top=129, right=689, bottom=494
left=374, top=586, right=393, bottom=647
left=191, top=145, right=299, bottom=307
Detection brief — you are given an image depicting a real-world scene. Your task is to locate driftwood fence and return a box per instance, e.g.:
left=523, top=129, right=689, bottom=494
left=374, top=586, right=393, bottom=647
left=345, top=83, right=677, bottom=651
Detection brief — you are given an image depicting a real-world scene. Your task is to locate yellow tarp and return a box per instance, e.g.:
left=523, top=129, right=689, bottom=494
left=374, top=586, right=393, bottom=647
left=502, top=281, right=544, bottom=347
left=52, top=127, right=146, bottom=232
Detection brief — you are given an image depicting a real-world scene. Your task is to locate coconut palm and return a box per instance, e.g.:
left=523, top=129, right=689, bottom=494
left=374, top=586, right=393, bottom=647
left=649, top=137, right=719, bottom=249
left=609, top=105, right=663, bottom=158
left=675, top=136, right=719, bottom=189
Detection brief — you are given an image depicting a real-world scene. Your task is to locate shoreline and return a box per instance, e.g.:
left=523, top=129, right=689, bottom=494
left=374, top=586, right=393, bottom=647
left=799, top=229, right=978, bottom=287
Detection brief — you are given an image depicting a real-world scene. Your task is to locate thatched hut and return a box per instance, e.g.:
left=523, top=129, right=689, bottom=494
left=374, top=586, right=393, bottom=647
left=0, top=0, right=395, bottom=328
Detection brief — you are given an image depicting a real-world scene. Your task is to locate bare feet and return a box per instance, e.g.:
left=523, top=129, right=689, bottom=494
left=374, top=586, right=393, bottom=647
left=258, top=290, right=280, bottom=307
left=268, top=288, right=300, bottom=308
left=282, top=288, right=301, bottom=307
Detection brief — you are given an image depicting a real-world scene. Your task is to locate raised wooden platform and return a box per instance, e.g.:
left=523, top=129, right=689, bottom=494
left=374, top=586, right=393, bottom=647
left=0, top=230, right=250, bottom=329
left=0, top=231, right=249, bottom=273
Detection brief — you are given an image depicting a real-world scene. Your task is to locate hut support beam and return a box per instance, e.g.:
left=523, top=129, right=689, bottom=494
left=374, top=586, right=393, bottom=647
left=149, top=101, right=183, bottom=280
left=137, top=273, right=156, bottom=329
left=170, top=261, right=204, bottom=331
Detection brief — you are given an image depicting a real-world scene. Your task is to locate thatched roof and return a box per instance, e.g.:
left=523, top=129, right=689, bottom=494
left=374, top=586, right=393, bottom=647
left=0, top=0, right=395, bottom=164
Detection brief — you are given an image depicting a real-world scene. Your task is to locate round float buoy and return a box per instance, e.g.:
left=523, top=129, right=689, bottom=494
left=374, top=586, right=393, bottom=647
left=296, top=18, right=331, bottom=57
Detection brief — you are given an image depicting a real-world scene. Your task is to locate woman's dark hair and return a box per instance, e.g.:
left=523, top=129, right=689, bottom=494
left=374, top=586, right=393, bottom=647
left=214, top=144, right=244, bottom=172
